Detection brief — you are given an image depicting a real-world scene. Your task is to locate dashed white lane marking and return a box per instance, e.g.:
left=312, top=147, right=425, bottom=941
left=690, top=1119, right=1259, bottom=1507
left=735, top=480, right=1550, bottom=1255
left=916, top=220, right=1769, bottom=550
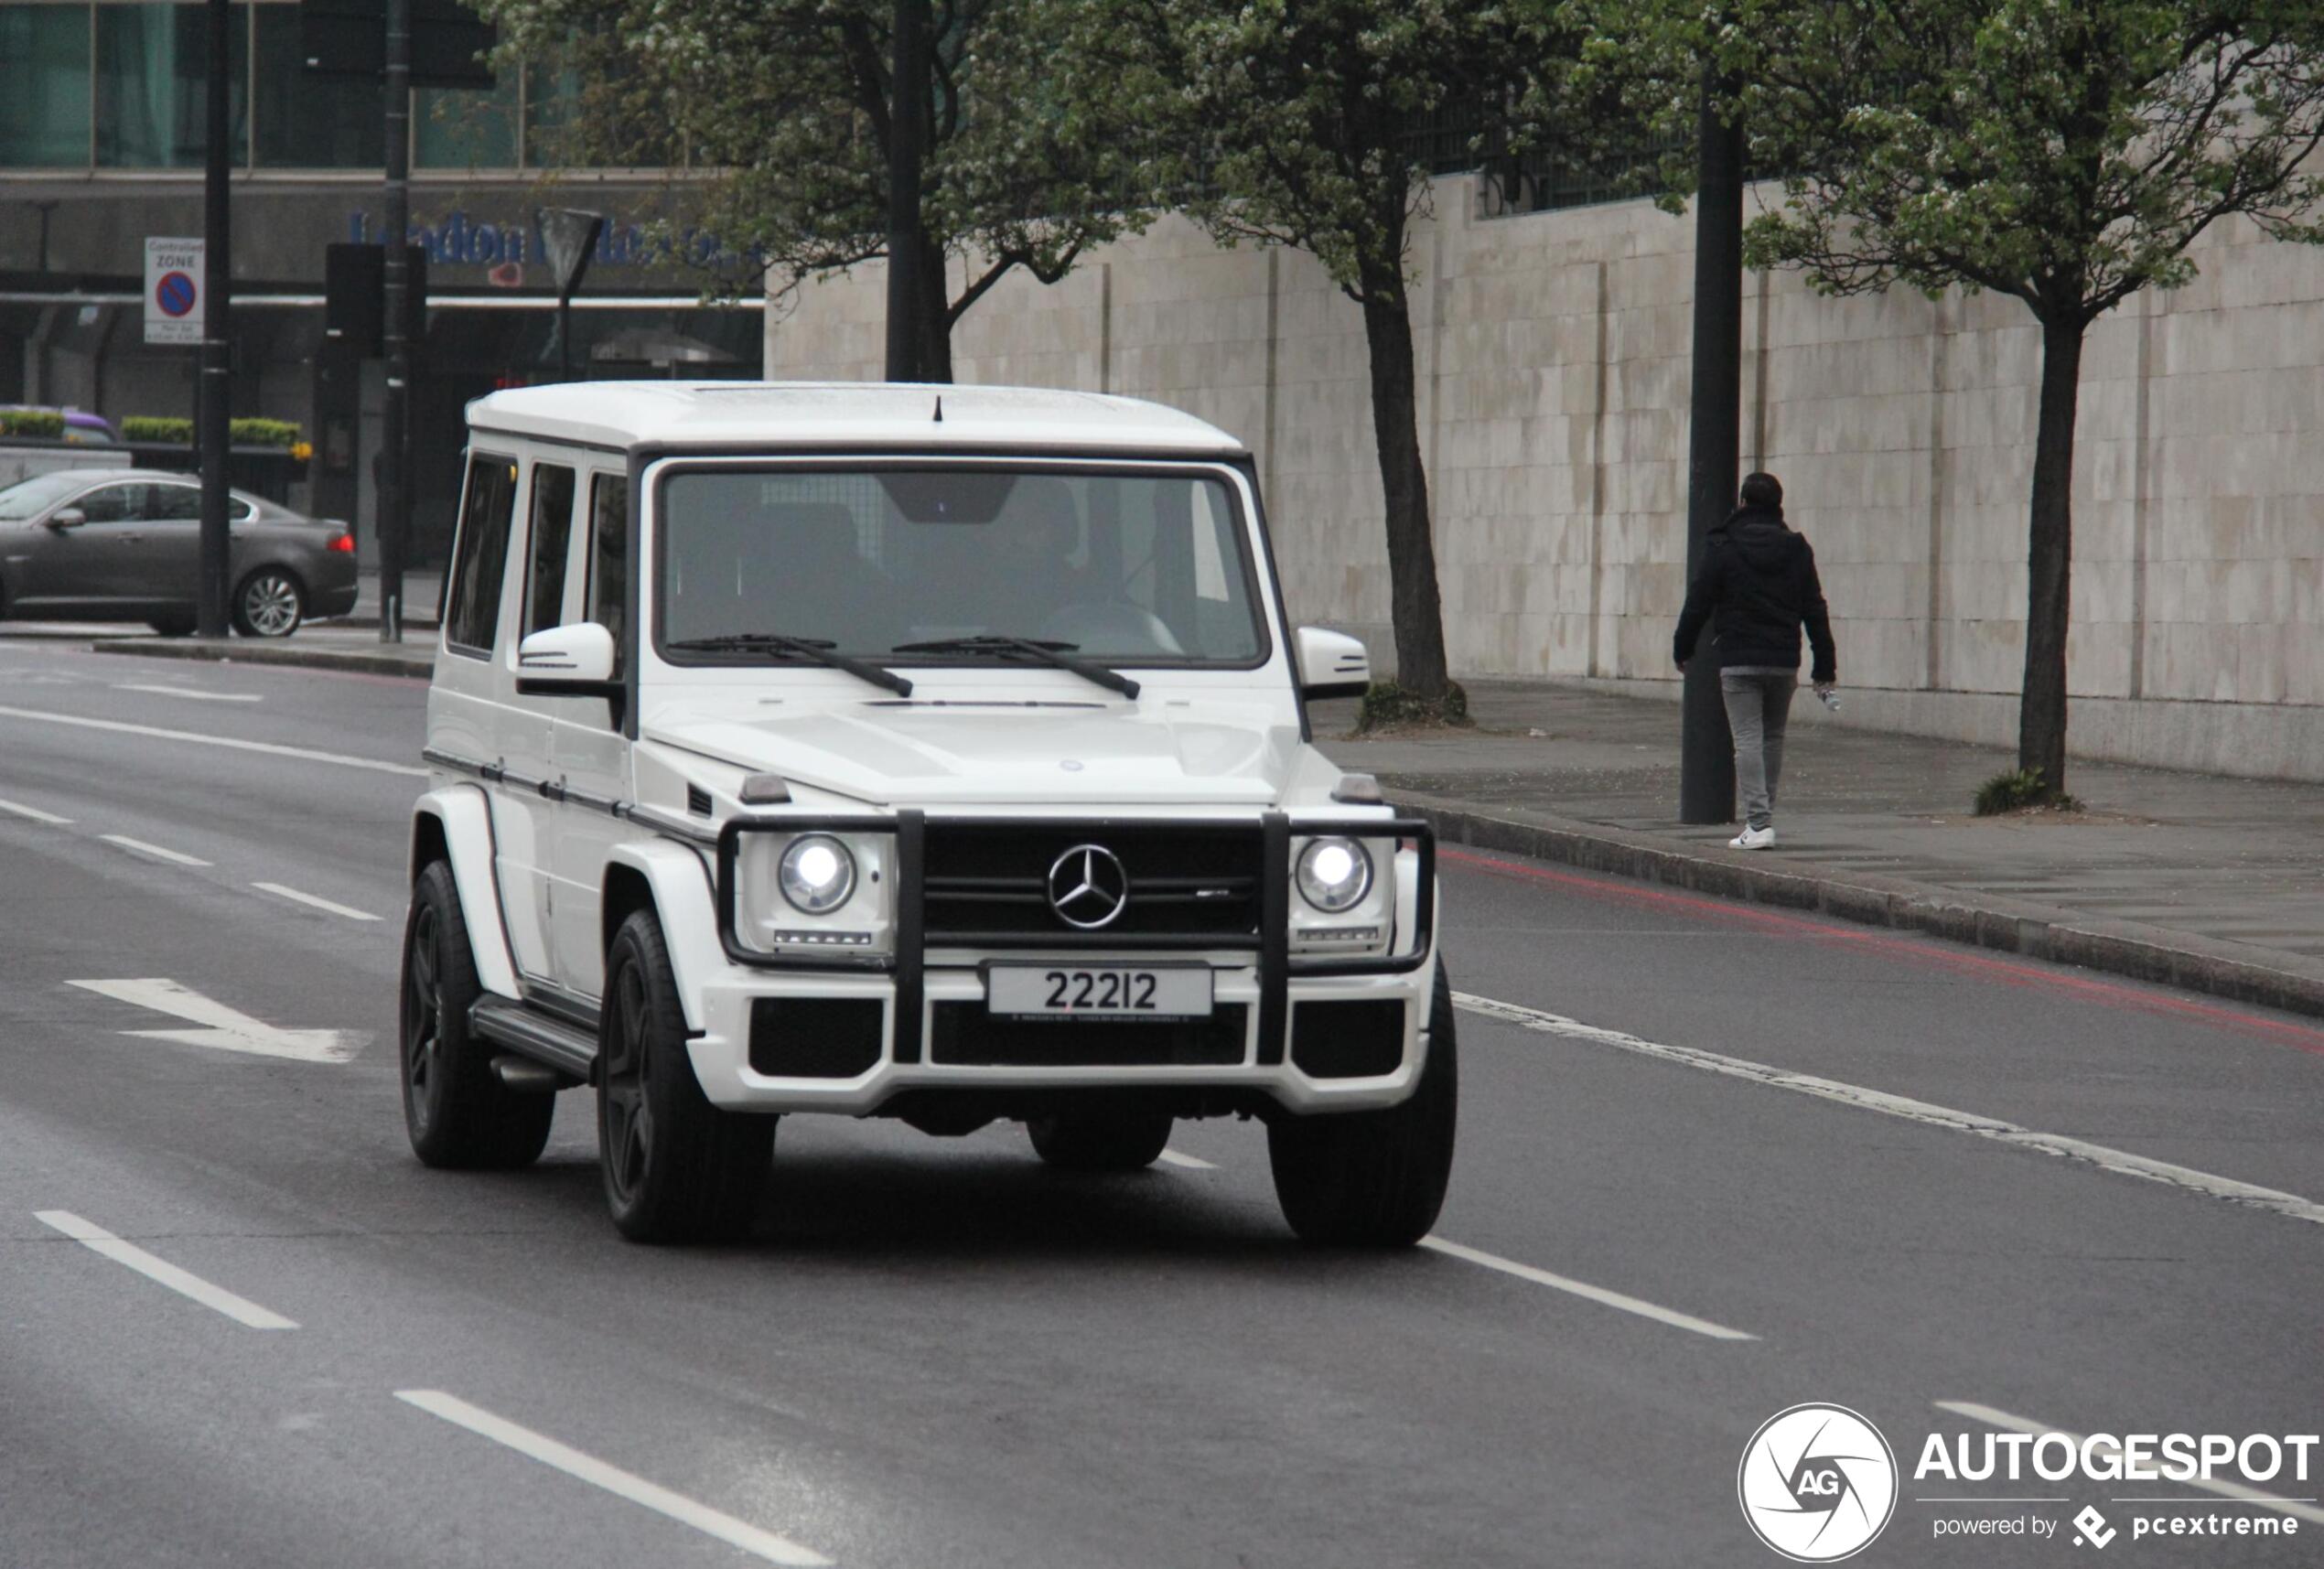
left=0, top=704, right=425, bottom=778
left=394, top=1391, right=831, bottom=1566
left=1454, top=992, right=2324, bottom=1228
left=67, top=978, right=360, bottom=1064
left=113, top=683, right=262, bottom=703
left=0, top=797, right=72, bottom=824
left=252, top=881, right=380, bottom=922
left=1148, top=1138, right=1749, bottom=1338
left=1936, top=1402, right=2324, bottom=1525
left=100, top=833, right=211, bottom=867
left=1418, top=1236, right=1759, bottom=1341
left=35, top=1210, right=297, bottom=1330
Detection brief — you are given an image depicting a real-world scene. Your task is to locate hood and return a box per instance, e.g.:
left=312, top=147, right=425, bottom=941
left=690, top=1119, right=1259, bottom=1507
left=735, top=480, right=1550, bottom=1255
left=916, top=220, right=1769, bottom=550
left=1721, top=508, right=1806, bottom=569
left=642, top=699, right=1310, bottom=808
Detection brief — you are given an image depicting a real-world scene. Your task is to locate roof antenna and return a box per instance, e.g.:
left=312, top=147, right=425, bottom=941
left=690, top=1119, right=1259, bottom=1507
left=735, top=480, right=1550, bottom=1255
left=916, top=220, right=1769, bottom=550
left=932, top=394, right=943, bottom=424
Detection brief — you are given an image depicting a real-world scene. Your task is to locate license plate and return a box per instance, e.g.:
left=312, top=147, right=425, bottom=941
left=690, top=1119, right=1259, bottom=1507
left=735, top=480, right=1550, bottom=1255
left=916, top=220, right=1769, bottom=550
left=987, top=965, right=1212, bottom=1019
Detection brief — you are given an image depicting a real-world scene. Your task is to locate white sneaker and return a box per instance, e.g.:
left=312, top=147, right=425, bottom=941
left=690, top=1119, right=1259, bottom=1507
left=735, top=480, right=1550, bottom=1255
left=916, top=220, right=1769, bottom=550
left=1729, top=826, right=1776, bottom=850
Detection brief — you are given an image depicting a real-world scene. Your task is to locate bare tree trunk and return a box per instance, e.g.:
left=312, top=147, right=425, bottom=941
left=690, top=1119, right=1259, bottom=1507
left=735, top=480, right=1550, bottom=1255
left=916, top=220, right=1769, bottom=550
left=1357, top=277, right=1451, bottom=704
left=884, top=0, right=931, bottom=381
left=921, top=235, right=954, bottom=383
left=2018, top=312, right=2084, bottom=798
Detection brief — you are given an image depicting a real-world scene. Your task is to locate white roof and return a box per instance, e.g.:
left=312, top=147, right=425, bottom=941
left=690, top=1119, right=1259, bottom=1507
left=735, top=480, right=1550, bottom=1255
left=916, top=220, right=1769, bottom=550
left=465, top=382, right=1248, bottom=458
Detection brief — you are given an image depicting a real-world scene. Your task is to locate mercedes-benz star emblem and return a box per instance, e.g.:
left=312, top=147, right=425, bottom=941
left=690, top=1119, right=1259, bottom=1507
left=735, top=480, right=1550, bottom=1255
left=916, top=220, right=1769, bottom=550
left=1047, top=844, right=1129, bottom=930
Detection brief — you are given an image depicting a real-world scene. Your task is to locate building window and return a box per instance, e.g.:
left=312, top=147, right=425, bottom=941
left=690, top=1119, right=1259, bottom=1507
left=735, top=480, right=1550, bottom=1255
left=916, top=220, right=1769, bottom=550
left=253, top=3, right=380, bottom=167
left=95, top=2, right=250, bottom=168
left=0, top=5, right=93, bottom=168
left=416, top=76, right=519, bottom=169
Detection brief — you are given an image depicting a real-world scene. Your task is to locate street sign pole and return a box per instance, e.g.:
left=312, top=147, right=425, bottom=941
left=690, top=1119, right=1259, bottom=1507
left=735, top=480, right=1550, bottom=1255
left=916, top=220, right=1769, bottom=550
left=196, top=0, right=233, bottom=639
left=1680, top=71, right=1743, bottom=824
left=537, top=208, right=606, bottom=383
left=378, top=0, right=412, bottom=644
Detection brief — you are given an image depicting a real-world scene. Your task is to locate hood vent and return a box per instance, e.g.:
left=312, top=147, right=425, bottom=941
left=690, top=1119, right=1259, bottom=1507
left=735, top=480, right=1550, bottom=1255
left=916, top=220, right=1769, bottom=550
left=686, top=784, right=713, bottom=817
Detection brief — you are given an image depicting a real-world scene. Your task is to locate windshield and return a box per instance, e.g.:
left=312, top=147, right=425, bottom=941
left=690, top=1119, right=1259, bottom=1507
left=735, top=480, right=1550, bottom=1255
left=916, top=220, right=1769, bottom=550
left=655, top=467, right=1267, bottom=666
left=0, top=472, right=92, bottom=521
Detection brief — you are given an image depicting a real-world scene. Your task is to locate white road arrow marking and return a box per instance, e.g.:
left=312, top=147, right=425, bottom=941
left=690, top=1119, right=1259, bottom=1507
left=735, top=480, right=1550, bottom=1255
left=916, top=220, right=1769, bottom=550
left=67, top=978, right=363, bottom=1064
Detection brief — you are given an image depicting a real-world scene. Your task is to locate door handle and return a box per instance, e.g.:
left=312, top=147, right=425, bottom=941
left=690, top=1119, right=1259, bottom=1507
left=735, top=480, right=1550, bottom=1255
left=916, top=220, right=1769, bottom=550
left=121, top=532, right=145, bottom=544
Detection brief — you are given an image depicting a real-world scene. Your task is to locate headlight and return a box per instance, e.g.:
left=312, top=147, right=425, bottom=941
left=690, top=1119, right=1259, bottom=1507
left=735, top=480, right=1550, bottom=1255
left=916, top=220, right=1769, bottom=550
left=779, top=834, right=856, bottom=914
left=1296, top=836, right=1372, bottom=912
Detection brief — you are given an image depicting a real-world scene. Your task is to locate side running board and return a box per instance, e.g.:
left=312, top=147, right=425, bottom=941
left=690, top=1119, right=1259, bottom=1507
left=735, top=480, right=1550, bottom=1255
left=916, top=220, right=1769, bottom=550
left=468, top=995, right=597, bottom=1085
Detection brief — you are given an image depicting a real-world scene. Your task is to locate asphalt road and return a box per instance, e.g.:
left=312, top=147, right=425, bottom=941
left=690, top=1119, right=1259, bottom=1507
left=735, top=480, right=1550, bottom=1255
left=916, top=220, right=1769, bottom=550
left=2, top=637, right=2319, bottom=1568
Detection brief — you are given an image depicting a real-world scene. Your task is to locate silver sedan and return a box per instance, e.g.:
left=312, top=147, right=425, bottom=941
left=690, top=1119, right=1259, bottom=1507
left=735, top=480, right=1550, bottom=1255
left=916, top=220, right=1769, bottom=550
left=0, top=468, right=360, bottom=638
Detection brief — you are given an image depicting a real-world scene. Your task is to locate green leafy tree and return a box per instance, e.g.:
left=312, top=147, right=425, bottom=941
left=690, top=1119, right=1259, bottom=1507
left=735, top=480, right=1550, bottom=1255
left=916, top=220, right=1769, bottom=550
left=1687, top=0, right=2324, bottom=797
left=480, top=0, right=1149, bottom=381
left=1077, top=0, right=1565, bottom=710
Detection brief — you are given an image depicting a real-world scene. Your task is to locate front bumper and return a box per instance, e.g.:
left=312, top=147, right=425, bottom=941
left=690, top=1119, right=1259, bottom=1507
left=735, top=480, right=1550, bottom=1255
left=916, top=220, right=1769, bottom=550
left=683, top=811, right=1438, bottom=1117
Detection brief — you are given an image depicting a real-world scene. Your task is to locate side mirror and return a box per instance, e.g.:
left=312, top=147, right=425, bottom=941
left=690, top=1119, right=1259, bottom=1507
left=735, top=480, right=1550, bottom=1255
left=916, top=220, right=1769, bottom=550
left=1295, top=626, right=1372, bottom=701
left=46, top=507, right=86, bottom=531
left=515, top=622, right=622, bottom=699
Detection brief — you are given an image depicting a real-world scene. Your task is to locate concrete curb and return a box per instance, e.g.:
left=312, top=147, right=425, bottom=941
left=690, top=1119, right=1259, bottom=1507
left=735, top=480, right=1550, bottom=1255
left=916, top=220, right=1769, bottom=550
left=1398, top=793, right=2324, bottom=1024
left=87, top=638, right=432, bottom=681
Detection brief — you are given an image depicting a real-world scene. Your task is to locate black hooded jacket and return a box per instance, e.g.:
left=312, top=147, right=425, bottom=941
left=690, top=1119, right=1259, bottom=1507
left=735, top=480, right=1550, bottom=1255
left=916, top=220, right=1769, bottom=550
left=1672, top=505, right=1837, bottom=682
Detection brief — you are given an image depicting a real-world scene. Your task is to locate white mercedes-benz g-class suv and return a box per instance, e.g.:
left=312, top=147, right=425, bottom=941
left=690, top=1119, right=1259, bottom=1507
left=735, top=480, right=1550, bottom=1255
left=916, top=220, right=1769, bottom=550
left=402, top=382, right=1454, bottom=1246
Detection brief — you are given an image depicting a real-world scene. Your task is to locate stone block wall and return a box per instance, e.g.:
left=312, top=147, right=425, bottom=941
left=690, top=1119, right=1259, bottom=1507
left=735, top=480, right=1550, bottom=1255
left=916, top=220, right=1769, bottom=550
left=765, top=182, right=2324, bottom=781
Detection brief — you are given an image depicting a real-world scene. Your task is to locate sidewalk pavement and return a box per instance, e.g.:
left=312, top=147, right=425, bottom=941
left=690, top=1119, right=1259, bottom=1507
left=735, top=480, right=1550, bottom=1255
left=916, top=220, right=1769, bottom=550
left=1314, top=680, right=2324, bottom=1021
left=350, top=568, right=444, bottom=629
left=79, top=623, right=436, bottom=678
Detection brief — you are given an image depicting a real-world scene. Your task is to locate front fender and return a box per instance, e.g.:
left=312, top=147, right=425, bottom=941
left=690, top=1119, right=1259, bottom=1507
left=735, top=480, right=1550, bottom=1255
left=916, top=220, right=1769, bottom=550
left=607, top=837, right=734, bottom=1033
left=412, top=786, right=521, bottom=1000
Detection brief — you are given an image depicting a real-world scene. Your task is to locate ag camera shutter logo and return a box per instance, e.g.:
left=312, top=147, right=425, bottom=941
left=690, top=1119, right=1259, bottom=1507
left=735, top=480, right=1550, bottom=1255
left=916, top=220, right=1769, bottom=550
left=1738, top=1403, right=1899, bottom=1562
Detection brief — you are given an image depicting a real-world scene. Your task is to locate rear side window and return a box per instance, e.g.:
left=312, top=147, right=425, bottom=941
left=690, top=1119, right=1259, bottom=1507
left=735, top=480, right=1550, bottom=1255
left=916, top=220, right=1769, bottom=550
left=587, top=473, right=629, bottom=673
left=445, top=453, right=519, bottom=654
left=523, top=464, right=577, bottom=638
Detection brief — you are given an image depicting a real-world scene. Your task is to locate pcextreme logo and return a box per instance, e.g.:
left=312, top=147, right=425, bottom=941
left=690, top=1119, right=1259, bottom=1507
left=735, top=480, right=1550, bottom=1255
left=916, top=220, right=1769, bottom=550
left=1738, top=1403, right=1900, bottom=1562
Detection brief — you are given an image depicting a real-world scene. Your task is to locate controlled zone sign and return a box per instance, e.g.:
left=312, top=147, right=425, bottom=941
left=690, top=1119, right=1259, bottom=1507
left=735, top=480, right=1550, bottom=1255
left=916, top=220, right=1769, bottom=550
left=145, top=237, right=204, bottom=346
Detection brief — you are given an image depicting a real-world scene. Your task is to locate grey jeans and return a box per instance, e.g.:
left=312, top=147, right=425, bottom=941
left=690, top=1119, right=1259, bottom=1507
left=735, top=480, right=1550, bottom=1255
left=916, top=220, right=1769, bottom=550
left=1720, top=668, right=1797, bottom=830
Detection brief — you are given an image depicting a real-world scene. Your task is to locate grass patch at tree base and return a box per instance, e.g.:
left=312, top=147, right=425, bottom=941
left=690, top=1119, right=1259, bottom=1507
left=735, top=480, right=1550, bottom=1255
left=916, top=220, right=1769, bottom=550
left=1354, top=679, right=1470, bottom=734
left=1974, top=768, right=2082, bottom=816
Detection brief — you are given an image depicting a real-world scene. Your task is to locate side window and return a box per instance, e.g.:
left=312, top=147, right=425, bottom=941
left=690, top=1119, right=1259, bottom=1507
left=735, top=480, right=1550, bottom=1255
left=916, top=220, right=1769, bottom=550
left=73, top=484, right=146, bottom=523
left=145, top=487, right=253, bottom=522
left=522, top=464, right=577, bottom=639
left=586, top=473, right=629, bottom=675
left=444, top=453, right=519, bottom=654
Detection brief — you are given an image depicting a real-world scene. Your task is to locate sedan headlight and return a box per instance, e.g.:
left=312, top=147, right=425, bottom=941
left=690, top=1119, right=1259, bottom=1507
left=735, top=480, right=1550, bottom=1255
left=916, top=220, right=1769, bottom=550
left=1296, top=836, right=1372, bottom=912
left=779, top=833, right=856, bottom=914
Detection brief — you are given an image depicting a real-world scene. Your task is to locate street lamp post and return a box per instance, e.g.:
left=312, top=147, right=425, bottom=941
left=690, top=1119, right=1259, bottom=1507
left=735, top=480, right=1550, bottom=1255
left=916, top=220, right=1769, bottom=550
left=378, top=0, right=413, bottom=644
left=1679, top=71, right=1744, bottom=824
left=196, top=0, right=232, bottom=639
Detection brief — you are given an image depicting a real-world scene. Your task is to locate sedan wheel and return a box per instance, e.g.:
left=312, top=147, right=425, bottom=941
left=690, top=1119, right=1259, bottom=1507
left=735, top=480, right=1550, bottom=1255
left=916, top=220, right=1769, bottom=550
left=233, top=569, right=305, bottom=638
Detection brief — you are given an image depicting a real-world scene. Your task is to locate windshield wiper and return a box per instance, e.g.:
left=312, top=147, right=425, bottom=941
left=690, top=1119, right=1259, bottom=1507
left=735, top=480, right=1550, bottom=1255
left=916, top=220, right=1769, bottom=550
left=664, top=633, right=913, bottom=697
left=890, top=635, right=1141, bottom=700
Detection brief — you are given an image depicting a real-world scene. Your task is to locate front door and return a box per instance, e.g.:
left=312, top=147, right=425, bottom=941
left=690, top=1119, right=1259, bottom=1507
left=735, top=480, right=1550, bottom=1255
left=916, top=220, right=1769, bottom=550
left=14, top=480, right=155, bottom=613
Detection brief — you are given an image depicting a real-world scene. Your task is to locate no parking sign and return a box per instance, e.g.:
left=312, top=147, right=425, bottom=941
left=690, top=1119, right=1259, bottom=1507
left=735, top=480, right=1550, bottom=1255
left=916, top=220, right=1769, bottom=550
left=145, top=237, right=204, bottom=346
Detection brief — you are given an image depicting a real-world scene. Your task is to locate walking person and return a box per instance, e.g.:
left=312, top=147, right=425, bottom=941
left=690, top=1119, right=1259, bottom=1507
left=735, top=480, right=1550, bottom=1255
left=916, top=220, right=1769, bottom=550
left=1672, top=472, right=1837, bottom=849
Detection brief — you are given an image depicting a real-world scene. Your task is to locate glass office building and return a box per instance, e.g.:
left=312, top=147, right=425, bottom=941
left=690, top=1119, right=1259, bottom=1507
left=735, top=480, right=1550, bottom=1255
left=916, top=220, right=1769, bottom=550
left=1, top=0, right=758, bottom=566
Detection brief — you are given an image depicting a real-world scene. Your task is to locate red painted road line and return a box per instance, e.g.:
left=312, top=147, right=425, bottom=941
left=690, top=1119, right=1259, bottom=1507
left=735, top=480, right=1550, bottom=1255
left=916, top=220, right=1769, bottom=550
left=1439, top=845, right=2324, bottom=1057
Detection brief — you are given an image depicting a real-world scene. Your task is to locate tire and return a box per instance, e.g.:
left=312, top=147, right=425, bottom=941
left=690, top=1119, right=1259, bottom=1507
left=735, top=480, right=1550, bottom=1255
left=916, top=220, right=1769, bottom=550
left=400, top=860, right=555, bottom=1169
left=1027, top=1105, right=1174, bottom=1172
left=1267, top=962, right=1459, bottom=1247
left=598, top=908, right=774, bottom=1243
left=231, top=567, right=305, bottom=638
left=148, top=615, right=197, bottom=638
